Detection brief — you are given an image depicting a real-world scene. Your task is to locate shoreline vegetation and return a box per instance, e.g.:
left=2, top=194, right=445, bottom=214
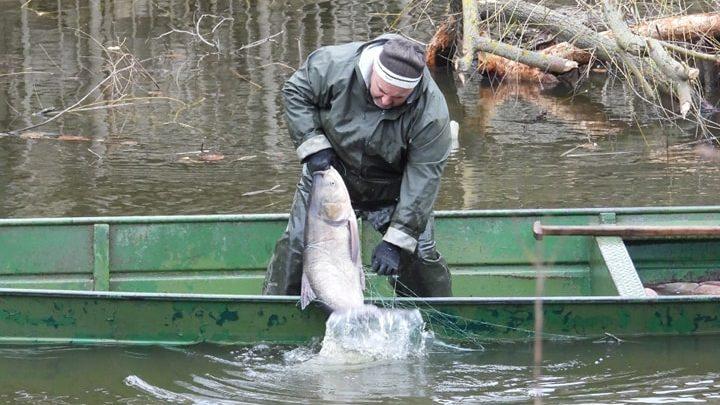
left=426, top=0, right=720, bottom=139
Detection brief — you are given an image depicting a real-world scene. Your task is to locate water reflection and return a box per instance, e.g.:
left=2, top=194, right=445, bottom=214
left=0, top=0, right=719, bottom=219
left=1, top=336, right=719, bottom=403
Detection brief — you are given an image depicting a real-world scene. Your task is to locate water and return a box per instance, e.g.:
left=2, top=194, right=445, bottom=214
left=0, top=336, right=717, bottom=403
left=1, top=0, right=719, bottom=218
left=2, top=0, right=720, bottom=402
left=318, top=306, right=428, bottom=362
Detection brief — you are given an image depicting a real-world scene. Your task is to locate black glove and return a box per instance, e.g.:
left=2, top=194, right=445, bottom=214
left=303, top=148, right=336, bottom=173
left=372, top=240, right=401, bottom=276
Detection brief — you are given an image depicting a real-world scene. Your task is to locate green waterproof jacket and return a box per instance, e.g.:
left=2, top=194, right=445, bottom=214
left=282, top=34, right=451, bottom=252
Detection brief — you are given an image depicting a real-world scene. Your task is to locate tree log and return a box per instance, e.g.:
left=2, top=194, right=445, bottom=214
left=430, top=5, right=719, bottom=69
left=602, top=0, right=647, bottom=56
left=454, top=0, right=578, bottom=82
left=476, top=0, right=620, bottom=61
left=474, top=0, right=710, bottom=116
left=524, top=16, right=720, bottom=67
left=633, top=13, right=720, bottom=42
left=476, top=51, right=560, bottom=85
left=476, top=36, right=578, bottom=74
left=436, top=0, right=715, bottom=119
left=603, top=0, right=698, bottom=117
left=426, top=16, right=457, bottom=68
left=539, top=42, right=592, bottom=66
left=458, top=0, right=484, bottom=71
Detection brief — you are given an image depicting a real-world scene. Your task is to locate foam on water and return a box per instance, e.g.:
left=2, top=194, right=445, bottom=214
left=315, top=304, right=430, bottom=363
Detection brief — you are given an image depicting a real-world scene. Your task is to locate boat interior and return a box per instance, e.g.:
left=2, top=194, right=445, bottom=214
left=1, top=208, right=719, bottom=298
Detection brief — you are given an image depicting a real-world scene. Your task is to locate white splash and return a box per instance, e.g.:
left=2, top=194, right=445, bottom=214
left=315, top=304, right=430, bottom=363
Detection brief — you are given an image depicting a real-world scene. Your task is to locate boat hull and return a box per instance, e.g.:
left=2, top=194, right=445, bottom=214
left=1, top=289, right=718, bottom=345
left=2, top=206, right=720, bottom=344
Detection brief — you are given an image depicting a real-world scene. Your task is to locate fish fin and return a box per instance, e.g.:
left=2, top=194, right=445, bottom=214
left=348, top=216, right=365, bottom=290
left=300, top=272, right=317, bottom=310
left=348, top=216, right=360, bottom=265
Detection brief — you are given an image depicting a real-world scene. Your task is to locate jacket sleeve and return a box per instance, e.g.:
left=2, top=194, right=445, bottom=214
left=383, top=116, right=451, bottom=252
left=281, top=51, right=333, bottom=161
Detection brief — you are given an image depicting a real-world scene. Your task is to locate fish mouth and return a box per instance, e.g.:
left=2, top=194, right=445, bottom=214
left=312, top=168, right=343, bottom=186
left=311, top=170, right=332, bottom=184
left=311, top=168, right=332, bottom=176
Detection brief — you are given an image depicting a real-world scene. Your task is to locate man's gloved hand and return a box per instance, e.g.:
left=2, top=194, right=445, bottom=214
left=303, top=148, right=336, bottom=173
left=372, top=240, right=401, bottom=276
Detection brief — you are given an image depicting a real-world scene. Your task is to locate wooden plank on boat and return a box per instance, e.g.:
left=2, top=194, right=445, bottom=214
left=534, top=221, right=720, bottom=240
left=590, top=237, right=646, bottom=297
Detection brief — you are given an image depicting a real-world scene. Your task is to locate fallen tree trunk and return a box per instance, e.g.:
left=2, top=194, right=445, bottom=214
left=474, top=0, right=620, bottom=61
left=475, top=51, right=561, bottom=86
left=633, top=13, right=720, bottom=42
left=442, top=0, right=579, bottom=84
left=603, top=0, right=698, bottom=117
left=539, top=42, right=593, bottom=66
left=426, top=0, right=719, bottom=123
left=541, top=14, right=720, bottom=65
left=441, top=0, right=717, bottom=118
left=475, top=35, right=578, bottom=75
left=430, top=7, right=720, bottom=68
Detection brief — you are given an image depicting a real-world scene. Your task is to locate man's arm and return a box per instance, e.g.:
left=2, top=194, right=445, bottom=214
left=383, top=117, right=451, bottom=252
left=281, top=51, right=333, bottom=160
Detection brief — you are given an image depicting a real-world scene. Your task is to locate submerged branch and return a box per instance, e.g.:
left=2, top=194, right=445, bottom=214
left=4, top=64, right=135, bottom=135
left=442, top=0, right=716, bottom=121
left=156, top=14, right=234, bottom=49
left=476, top=35, right=578, bottom=74
left=236, top=30, right=284, bottom=52
left=2, top=37, right=168, bottom=136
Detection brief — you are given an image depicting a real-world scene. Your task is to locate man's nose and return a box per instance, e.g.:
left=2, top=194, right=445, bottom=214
left=381, top=95, right=392, bottom=106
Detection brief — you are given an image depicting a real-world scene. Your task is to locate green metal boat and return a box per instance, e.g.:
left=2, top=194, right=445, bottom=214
left=1, top=206, right=719, bottom=345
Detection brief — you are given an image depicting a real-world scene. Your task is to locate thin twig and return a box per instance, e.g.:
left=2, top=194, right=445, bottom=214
left=0, top=71, right=54, bottom=78
left=156, top=14, right=233, bottom=50
left=194, top=14, right=216, bottom=47
left=230, top=69, right=263, bottom=89
left=211, top=16, right=234, bottom=33
left=560, top=145, right=582, bottom=157
left=661, top=40, right=720, bottom=62
left=5, top=64, right=134, bottom=135
left=254, top=62, right=297, bottom=71
left=564, top=151, right=633, bottom=158
left=242, top=185, right=282, bottom=197
left=87, top=148, right=102, bottom=159
left=236, top=30, right=284, bottom=52
left=603, top=332, right=623, bottom=343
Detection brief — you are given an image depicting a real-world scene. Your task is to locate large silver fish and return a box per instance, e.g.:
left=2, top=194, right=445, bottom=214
left=301, top=167, right=365, bottom=311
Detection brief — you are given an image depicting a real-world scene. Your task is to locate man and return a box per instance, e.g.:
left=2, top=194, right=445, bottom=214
left=262, top=34, right=452, bottom=297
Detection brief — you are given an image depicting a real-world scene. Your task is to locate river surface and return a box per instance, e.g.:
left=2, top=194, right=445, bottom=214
left=1, top=0, right=720, bottom=403
left=1, top=336, right=720, bottom=403
left=1, top=0, right=719, bottom=217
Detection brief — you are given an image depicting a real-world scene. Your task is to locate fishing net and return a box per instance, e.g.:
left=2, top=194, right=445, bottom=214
left=362, top=271, right=577, bottom=350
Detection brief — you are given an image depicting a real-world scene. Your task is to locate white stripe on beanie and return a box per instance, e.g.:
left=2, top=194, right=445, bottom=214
left=373, top=56, right=421, bottom=89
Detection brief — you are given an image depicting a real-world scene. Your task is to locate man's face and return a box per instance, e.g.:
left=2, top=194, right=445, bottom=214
left=369, top=66, right=414, bottom=109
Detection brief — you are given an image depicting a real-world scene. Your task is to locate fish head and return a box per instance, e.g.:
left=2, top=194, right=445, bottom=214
left=312, top=168, right=352, bottom=222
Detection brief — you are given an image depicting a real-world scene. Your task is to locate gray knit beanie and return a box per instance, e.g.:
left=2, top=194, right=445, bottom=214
left=374, top=38, right=425, bottom=89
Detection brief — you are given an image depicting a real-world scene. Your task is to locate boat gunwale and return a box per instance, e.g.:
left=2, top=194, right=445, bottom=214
left=2, top=205, right=720, bottom=226
left=0, top=287, right=718, bottom=304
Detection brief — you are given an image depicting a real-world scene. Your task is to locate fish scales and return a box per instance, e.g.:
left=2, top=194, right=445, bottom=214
left=301, top=167, right=365, bottom=311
